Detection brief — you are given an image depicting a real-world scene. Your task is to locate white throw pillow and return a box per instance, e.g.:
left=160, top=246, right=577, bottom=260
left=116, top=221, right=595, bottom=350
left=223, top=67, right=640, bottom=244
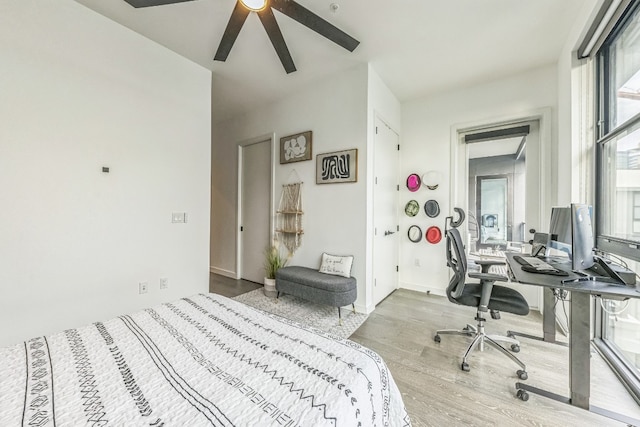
left=319, top=253, right=354, bottom=278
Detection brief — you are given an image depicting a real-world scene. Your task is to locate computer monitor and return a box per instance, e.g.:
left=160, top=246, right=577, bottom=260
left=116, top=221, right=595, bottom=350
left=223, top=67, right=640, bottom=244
left=571, top=204, right=596, bottom=271
left=547, top=207, right=572, bottom=259
left=546, top=204, right=595, bottom=272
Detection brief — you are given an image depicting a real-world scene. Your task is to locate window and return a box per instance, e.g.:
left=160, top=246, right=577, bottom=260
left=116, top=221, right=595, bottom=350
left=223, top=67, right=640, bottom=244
left=596, top=2, right=640, bottom=261
left=595, top=1, right=640, bottom=403
left=635, top=192, right=640, bottom=234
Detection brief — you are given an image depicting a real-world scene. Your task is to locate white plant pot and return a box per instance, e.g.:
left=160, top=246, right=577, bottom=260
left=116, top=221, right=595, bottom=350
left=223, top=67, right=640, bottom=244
left=264, top=277, right=277, bottom=298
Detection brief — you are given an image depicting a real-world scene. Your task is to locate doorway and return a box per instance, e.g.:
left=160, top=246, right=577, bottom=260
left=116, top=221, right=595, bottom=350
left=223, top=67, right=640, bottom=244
left=373, top=116, right=400, bottom=306
left=476, top=174, right=513, bottom=248
left=238, top=138, right=272, bottom=284
left=453, top=116, right=549, bottom=309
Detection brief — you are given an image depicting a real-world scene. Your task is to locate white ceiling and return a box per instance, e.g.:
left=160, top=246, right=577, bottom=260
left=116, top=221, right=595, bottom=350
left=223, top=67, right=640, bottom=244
left=73, top=0, right=588, bottom=121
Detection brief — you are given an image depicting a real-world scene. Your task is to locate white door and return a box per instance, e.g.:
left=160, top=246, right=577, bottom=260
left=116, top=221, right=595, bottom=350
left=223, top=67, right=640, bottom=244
left=240, top=140, right=271, bottom=284
left=373, top=117, right=400, bottom=305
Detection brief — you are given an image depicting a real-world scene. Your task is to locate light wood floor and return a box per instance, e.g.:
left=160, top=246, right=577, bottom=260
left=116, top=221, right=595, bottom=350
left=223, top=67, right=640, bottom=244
left=210, top=274, right=640, bottom=426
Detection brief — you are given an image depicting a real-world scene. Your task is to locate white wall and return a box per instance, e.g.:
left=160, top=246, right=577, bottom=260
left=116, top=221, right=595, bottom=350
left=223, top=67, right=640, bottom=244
left=400, top=65, right=558, bottom=295
left=211, top=64, right=401, bottom=313
left=0, top=0, right=212, bottom=347
left=211, top=64, right=370, bottom=310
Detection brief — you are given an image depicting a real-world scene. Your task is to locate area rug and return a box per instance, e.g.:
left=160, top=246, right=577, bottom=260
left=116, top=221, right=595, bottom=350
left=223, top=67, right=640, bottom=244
left=232, top=289, right=368, bottom=339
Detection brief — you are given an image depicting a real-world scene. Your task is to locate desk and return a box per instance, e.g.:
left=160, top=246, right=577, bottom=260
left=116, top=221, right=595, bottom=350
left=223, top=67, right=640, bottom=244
left=505, top=253, right=640, bottom=420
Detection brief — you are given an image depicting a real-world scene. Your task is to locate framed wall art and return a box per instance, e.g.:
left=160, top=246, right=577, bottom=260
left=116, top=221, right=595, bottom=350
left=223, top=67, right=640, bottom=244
left=280, top=131, right=312, bottom=164
left=316, top=149, right=358, bottom=184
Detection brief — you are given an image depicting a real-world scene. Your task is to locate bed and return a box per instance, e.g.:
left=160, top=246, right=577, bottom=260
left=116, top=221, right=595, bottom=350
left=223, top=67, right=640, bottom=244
left=0, top=293, right=410, bottom=426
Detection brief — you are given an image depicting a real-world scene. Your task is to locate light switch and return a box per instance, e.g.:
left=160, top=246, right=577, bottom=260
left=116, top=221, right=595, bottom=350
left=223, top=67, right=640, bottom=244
left=172, top=212, right=187, bottom=223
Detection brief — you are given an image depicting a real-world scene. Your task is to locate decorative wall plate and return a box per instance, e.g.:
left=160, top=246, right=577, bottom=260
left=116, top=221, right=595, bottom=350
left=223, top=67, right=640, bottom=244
left=422, top=170, right=441, bottom=190
left=405, top=200, right=420, bottom=217
left=406, top=173, right=421, bottom=192
left=408, top=225, right=422, bottom=242
left=424, top=199, right=440, bottom=218
left=426, top=226, right=442, bottom=244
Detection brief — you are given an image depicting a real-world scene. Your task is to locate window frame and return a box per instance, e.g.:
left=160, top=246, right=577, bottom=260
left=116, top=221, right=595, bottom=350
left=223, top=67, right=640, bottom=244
left=593, top=0, right=640, bottom=405
left=595, top=0, right=640, bottom=263
left=634, top=192, right=640, bottom=234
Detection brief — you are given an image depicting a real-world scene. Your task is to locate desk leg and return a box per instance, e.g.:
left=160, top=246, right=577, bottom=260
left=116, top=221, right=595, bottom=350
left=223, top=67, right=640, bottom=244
left=570, top=291, right=590, bottom=409
left=543, top=287, right=557, bottom=343
left=508, top=287, right=566, bottom=346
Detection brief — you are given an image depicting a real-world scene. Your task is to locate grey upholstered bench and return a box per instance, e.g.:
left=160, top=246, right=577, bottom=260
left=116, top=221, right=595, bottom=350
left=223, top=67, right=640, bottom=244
left=275, top=266, right=357, bottom=325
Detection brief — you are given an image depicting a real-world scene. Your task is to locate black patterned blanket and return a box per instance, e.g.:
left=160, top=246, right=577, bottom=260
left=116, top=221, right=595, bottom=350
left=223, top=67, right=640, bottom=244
left=0, top=293, right=410, bottom=426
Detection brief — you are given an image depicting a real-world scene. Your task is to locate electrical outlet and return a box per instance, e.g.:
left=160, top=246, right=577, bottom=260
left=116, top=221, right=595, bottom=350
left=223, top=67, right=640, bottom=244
left=139, top=281, right=148, bottom=294
left=414, top=258, right=421, bottom=267
left=160, top=277, right=168, bottom=290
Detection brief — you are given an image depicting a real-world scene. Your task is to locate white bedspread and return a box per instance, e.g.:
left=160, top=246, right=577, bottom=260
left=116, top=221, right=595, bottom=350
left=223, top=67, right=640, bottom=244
left=0, top=293, right=410, bottom=426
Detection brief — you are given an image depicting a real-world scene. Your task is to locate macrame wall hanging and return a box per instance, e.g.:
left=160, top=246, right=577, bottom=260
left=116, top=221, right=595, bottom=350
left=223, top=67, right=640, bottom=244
left=276, top=170, right=304, bottom=255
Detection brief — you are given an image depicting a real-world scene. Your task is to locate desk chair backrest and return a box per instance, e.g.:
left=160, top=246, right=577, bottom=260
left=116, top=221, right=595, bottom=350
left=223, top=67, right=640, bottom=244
left=446, top=228, right=468, bottom=301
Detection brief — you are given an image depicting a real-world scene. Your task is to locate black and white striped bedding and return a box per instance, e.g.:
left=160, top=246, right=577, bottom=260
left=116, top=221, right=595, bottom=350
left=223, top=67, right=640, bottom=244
left=0, top=293, right=410, bottom=426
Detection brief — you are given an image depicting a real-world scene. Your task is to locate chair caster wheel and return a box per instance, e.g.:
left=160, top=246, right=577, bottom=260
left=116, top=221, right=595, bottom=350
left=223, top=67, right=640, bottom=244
left=517, top=370, right=528, bottom=380
left=516, top=389, right=529, bottom=401
left=434, top=335, right=441, bottom=343
left=511, top=344, right=520, bottom=353
left=461, top=362, right=470, bottom=372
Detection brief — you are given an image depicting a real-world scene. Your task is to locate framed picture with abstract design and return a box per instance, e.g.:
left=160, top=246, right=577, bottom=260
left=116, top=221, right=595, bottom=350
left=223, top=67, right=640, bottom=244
left=280, top=131, right=312, bottom=164
left=316, top=149, right=358, bottom=184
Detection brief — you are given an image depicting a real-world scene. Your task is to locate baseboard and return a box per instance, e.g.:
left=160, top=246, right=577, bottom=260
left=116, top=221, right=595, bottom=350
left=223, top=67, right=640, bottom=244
left=399, top=281, right=446, bottom=297
left=354, top=303, right=374, bottom=315
left=210, top=266, right=236, bottom=279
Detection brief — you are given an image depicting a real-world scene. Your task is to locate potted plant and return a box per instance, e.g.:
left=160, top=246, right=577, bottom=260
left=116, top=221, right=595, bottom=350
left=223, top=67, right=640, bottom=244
left=264, top=240, right=287, bottom=297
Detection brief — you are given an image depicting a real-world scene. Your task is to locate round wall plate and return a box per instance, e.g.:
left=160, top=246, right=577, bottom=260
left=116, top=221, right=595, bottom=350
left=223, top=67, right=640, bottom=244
left=426, top=226, right=442, bottom=244
left=408, top=225, right=422, bottom=242
left=424, top=199, right=440, bottom=218
left=405, top=200, right=420, bottom=217
left=406, top=173, right=421, bottom=192
left=422, top=170, right=441, bottom=190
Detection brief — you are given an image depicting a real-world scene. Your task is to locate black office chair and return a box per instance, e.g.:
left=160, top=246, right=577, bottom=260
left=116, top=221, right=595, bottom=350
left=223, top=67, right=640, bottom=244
left=434, top=227, right=529, bottom=380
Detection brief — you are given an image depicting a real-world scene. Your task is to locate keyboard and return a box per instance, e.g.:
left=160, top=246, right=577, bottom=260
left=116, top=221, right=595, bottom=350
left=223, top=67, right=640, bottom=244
left=515, top=256, right=556, bottom=271
left=513, top=255, right=570, bottom=276
left=490, top=265, right=509, bottom=276
left=477, top=248, right=506, bottom=258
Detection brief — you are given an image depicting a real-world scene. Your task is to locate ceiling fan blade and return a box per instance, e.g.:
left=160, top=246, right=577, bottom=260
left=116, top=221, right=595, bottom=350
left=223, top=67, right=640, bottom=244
left=271, top=0, right=360, bottom=52
left=214, top=1, right=251, bottom=62
left=124, top=0, right=194, bottom=7
left=258, top=7, right=296, bottom=74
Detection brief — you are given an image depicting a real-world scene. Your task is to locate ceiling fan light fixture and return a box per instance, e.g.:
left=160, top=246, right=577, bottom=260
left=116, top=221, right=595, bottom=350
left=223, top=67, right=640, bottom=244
left=240, top=0, right=267, bottom=12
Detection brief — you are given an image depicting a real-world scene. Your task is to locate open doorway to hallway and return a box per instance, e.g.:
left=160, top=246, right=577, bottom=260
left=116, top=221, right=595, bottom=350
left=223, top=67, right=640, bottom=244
left=454, top=119, right=544, bottom=308
left=467, top=132, right=527, bottom=254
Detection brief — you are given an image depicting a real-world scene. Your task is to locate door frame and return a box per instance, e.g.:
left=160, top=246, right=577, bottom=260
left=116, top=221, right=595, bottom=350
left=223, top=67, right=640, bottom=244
left=450, top=108, right=551, bottom=252
left=450, top=108, right=552, bottom=311
left=236, top=133, right=276, bottom=280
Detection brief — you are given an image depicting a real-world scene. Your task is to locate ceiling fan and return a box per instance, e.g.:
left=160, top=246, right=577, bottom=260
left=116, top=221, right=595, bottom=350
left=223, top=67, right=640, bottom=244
left=124, top=0, right=360, bottom=74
